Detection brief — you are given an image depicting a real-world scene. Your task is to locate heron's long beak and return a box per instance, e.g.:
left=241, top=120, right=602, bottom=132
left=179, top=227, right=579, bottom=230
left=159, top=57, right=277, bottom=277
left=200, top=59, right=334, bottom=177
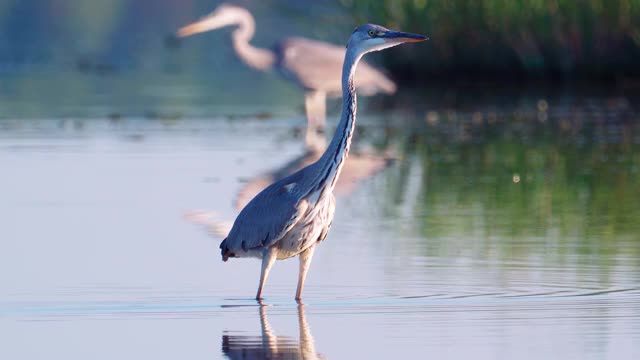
left=177, top=12, right=232, bottom=38
left=382, top=31, right=429, bottom=43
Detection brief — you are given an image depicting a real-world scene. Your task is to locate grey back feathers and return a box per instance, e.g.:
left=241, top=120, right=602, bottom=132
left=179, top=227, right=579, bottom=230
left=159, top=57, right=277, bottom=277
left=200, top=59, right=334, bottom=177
left=221, top=171, right=309, bottom=258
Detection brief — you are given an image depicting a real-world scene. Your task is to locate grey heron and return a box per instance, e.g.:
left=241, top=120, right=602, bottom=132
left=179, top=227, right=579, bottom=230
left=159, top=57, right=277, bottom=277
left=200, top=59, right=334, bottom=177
left=219, top=24, right=427, bottom=301
left=176, top=4, right=397, bottom=141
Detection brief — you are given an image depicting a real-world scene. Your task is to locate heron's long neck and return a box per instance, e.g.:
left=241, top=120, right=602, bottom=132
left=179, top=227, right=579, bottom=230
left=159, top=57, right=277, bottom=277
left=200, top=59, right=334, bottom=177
left=309, top=48, right=362, bottom=196
left=231, top=14, right=275, bottom=71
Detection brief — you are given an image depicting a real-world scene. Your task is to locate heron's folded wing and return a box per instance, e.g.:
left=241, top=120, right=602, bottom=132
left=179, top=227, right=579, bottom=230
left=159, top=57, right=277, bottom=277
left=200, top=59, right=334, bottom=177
left=225, top=181, right=308, bottom=251
left=234, top=152, right=316, bottom=210
left=234, top=175, right=274, bottom=211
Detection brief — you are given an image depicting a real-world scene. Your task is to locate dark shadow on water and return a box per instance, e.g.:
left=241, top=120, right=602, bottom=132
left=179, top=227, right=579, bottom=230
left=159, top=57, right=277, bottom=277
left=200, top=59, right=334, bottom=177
left=222, top=305, right=325, bottom=360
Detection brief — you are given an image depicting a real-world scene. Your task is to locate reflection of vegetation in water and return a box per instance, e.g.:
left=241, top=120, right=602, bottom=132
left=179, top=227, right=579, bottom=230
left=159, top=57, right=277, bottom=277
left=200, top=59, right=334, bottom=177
left=384, top=103, right=640, bottom=264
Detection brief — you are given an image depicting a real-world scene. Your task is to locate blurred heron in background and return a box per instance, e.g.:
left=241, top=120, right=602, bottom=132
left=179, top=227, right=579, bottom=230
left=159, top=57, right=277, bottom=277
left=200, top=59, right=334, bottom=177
left=217, top=24, right=427, bottom=301
left=176, top=3, right=396, bottom=144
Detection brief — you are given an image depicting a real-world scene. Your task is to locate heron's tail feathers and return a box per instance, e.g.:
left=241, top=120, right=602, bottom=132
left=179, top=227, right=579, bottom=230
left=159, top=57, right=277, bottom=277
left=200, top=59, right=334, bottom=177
left=219, top=238, right=234, bottom=262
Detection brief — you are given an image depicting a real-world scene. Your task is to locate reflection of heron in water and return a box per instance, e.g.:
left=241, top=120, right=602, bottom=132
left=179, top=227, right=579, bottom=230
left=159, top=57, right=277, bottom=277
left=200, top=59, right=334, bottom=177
left=213, top=25, right=426, bottom=301
left=185, top=125, right=395, bottom=239
left=222, top=305, right=324, bottom=360
left=185, top=123, right=396, bottom=240
left=234, top=129, right=395, bottom=211
left=176, top=3, right=396, bottom=141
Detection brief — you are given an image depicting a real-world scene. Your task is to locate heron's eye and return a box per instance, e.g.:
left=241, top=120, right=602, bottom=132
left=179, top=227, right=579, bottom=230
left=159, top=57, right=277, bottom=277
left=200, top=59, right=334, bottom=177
left=368, top=30, right=376, bottom=37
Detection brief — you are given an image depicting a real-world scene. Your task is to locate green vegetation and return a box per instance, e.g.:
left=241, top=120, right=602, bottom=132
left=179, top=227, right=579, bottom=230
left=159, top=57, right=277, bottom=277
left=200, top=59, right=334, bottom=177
left=1, top=0, right=637, bottom=88
left=342, top=0, right=640, bottom=81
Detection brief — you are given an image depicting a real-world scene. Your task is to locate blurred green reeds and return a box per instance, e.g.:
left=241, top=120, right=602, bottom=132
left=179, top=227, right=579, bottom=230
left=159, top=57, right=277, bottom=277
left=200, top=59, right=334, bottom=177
left=342, top=0, right=640, bottom=82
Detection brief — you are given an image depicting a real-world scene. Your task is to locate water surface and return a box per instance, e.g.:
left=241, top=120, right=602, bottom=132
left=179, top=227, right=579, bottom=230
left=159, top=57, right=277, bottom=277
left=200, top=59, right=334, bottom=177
left=0, top=107, right=639, bottom=359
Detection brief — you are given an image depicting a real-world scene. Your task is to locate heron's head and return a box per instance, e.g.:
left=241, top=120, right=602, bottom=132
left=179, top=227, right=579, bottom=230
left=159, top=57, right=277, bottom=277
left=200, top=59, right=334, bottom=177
left=177, top=3, right=252, bottom=38
left=347, top=24, right=428, bottom=55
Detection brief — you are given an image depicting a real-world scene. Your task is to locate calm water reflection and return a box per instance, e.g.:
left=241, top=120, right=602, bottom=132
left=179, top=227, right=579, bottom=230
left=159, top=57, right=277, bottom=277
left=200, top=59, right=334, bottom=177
left=0, top=99, right=639, bottom=359
left=222, top=305, right=324, bottom=360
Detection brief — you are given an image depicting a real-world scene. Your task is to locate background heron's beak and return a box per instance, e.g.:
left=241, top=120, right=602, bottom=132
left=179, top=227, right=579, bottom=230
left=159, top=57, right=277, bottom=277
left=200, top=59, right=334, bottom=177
left=382, top=31, right=429, bottom=43
left=176, top=12, right=229, bottom=38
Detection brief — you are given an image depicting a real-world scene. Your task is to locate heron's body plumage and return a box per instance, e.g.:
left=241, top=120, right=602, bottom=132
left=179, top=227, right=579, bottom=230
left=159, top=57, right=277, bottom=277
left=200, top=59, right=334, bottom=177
left=220, top=172, right=336, bottom=261
left=222, top=64, right=357, bottom=265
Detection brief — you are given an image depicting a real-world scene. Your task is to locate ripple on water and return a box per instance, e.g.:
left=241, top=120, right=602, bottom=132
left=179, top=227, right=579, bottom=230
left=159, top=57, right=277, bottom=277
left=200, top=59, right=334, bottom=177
left=2, top=285, right=639, bottom=321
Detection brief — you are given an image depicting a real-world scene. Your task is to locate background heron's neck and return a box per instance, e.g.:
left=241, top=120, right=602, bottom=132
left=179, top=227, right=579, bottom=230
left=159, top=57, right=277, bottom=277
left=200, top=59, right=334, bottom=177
left=231, top=14, right=275, bottom=71
left=309, top=48, right=362, bottom=196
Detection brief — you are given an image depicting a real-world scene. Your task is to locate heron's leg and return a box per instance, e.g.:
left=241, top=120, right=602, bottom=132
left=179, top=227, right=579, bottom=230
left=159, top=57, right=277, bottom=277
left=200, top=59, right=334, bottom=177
left=256, top=248, right=277, bottom=301
left=304, top=91, right=327, bottom=150
left=295, top=245, right=316, bottom=301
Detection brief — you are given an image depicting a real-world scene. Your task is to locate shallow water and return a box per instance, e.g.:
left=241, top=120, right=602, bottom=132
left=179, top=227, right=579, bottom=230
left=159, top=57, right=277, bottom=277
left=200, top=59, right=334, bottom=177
left=1, top=113, right=639, bottom=359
